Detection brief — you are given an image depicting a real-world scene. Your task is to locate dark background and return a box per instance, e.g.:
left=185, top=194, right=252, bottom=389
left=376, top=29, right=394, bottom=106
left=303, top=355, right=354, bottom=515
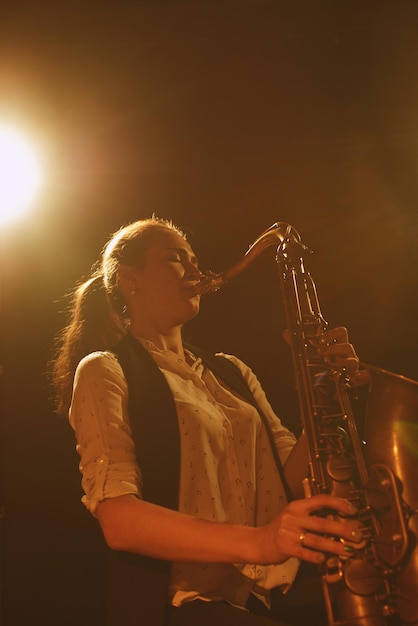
left=1, top=1, right=418, bottom=624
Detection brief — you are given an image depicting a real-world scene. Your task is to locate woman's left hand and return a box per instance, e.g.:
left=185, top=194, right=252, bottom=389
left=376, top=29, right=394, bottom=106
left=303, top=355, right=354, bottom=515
left=318, top=326, right=370, bottom=387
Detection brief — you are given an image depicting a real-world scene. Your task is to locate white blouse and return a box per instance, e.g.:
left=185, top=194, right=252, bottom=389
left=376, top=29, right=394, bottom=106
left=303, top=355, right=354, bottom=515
left=70, top=340, right=300, bottom=608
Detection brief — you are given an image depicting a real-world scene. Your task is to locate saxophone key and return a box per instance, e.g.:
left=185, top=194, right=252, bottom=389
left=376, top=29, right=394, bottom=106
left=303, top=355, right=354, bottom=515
left=323, top=556, right=344, bottom=584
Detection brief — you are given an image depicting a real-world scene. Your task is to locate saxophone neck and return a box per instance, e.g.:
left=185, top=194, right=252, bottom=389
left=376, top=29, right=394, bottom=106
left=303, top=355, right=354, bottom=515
left=193, top=221, right=303, bottom=295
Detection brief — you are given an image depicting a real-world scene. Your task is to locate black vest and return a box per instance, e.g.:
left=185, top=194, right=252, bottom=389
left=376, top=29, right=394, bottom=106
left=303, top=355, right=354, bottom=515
left=105, top=333, right=290, bottom=626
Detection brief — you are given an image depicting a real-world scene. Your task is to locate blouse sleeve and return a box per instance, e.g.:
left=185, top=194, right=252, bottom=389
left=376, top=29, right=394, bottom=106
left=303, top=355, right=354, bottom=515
left=216, top=353, right=297, bottom=465
left=69, top=351, right=143, bottom=516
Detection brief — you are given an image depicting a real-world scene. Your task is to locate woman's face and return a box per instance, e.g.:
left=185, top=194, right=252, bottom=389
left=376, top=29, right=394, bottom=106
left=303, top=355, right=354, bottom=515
left=129, top=229, right=202, bottom=331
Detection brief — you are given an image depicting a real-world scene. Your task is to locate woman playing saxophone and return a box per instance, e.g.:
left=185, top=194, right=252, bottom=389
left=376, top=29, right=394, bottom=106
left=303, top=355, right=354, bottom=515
left=50, top=217, right=367, bottom=626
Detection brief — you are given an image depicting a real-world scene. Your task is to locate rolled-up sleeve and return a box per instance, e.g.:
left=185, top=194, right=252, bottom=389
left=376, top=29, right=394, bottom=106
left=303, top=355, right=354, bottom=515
left=69, top=351, right=143, bottom=516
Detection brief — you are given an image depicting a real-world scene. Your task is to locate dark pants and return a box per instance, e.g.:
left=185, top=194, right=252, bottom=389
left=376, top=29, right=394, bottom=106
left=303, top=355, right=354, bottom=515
left=168, top=563, right=327, bottom=626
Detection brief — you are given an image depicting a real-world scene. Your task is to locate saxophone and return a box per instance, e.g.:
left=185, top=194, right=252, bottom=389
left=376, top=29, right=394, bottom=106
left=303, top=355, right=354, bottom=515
left=194, top=222, right=418, bottom=626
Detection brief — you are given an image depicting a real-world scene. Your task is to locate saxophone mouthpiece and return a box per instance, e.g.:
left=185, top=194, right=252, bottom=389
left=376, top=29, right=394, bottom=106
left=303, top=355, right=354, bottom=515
left=192, top=271, right=226, bottom=295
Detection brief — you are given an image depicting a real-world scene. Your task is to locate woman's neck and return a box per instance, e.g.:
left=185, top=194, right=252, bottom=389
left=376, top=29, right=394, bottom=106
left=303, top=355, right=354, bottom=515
left=129, top=323, right=184, bottom=357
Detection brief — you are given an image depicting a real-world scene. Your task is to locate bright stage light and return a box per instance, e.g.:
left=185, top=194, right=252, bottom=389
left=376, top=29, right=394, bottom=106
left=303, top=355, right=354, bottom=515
left=0, top=123, right=43, bottom=226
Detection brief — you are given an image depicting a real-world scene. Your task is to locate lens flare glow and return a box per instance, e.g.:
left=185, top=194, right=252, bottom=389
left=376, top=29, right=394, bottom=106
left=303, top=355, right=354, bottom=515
left=0, top=123, right=43, bottom=226
left=395, top=420, right=418, bottom=457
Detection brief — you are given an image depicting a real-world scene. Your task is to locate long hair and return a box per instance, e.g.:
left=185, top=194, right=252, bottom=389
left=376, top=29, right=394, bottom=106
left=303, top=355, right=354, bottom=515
left=50, top=217, right=186, bottom=415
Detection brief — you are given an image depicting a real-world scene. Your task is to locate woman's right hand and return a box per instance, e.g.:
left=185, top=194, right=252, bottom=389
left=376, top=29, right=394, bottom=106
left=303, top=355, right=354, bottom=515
left=256, top=494, right=362, bottom=565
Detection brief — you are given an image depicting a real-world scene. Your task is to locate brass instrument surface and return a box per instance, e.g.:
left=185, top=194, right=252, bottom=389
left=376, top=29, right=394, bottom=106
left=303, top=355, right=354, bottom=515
left=364, top=366, right=418, bottom=624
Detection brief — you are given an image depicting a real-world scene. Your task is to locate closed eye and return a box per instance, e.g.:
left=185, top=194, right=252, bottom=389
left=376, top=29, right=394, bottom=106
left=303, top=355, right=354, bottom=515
left=166, top=247, right=199, bottom=267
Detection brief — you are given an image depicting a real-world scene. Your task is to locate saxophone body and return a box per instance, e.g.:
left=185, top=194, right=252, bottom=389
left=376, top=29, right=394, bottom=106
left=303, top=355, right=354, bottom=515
left=195, top=222, right=417, bottom=626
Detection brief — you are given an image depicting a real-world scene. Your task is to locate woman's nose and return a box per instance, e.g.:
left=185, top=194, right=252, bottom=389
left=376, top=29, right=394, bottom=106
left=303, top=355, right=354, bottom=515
left=187, top=264, right=202, bottom=280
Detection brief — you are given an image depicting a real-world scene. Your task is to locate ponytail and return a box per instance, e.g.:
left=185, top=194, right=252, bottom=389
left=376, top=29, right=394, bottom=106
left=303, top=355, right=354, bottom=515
left=50, top=271, right=126, bottom=416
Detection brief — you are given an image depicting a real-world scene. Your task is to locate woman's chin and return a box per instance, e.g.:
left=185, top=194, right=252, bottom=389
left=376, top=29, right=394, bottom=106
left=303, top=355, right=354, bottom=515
left=185, top=298, right=200, bottom=320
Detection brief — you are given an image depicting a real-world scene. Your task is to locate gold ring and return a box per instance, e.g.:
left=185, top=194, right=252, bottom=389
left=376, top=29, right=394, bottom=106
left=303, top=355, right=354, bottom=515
left=299, top=532, right=306, bottom=546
